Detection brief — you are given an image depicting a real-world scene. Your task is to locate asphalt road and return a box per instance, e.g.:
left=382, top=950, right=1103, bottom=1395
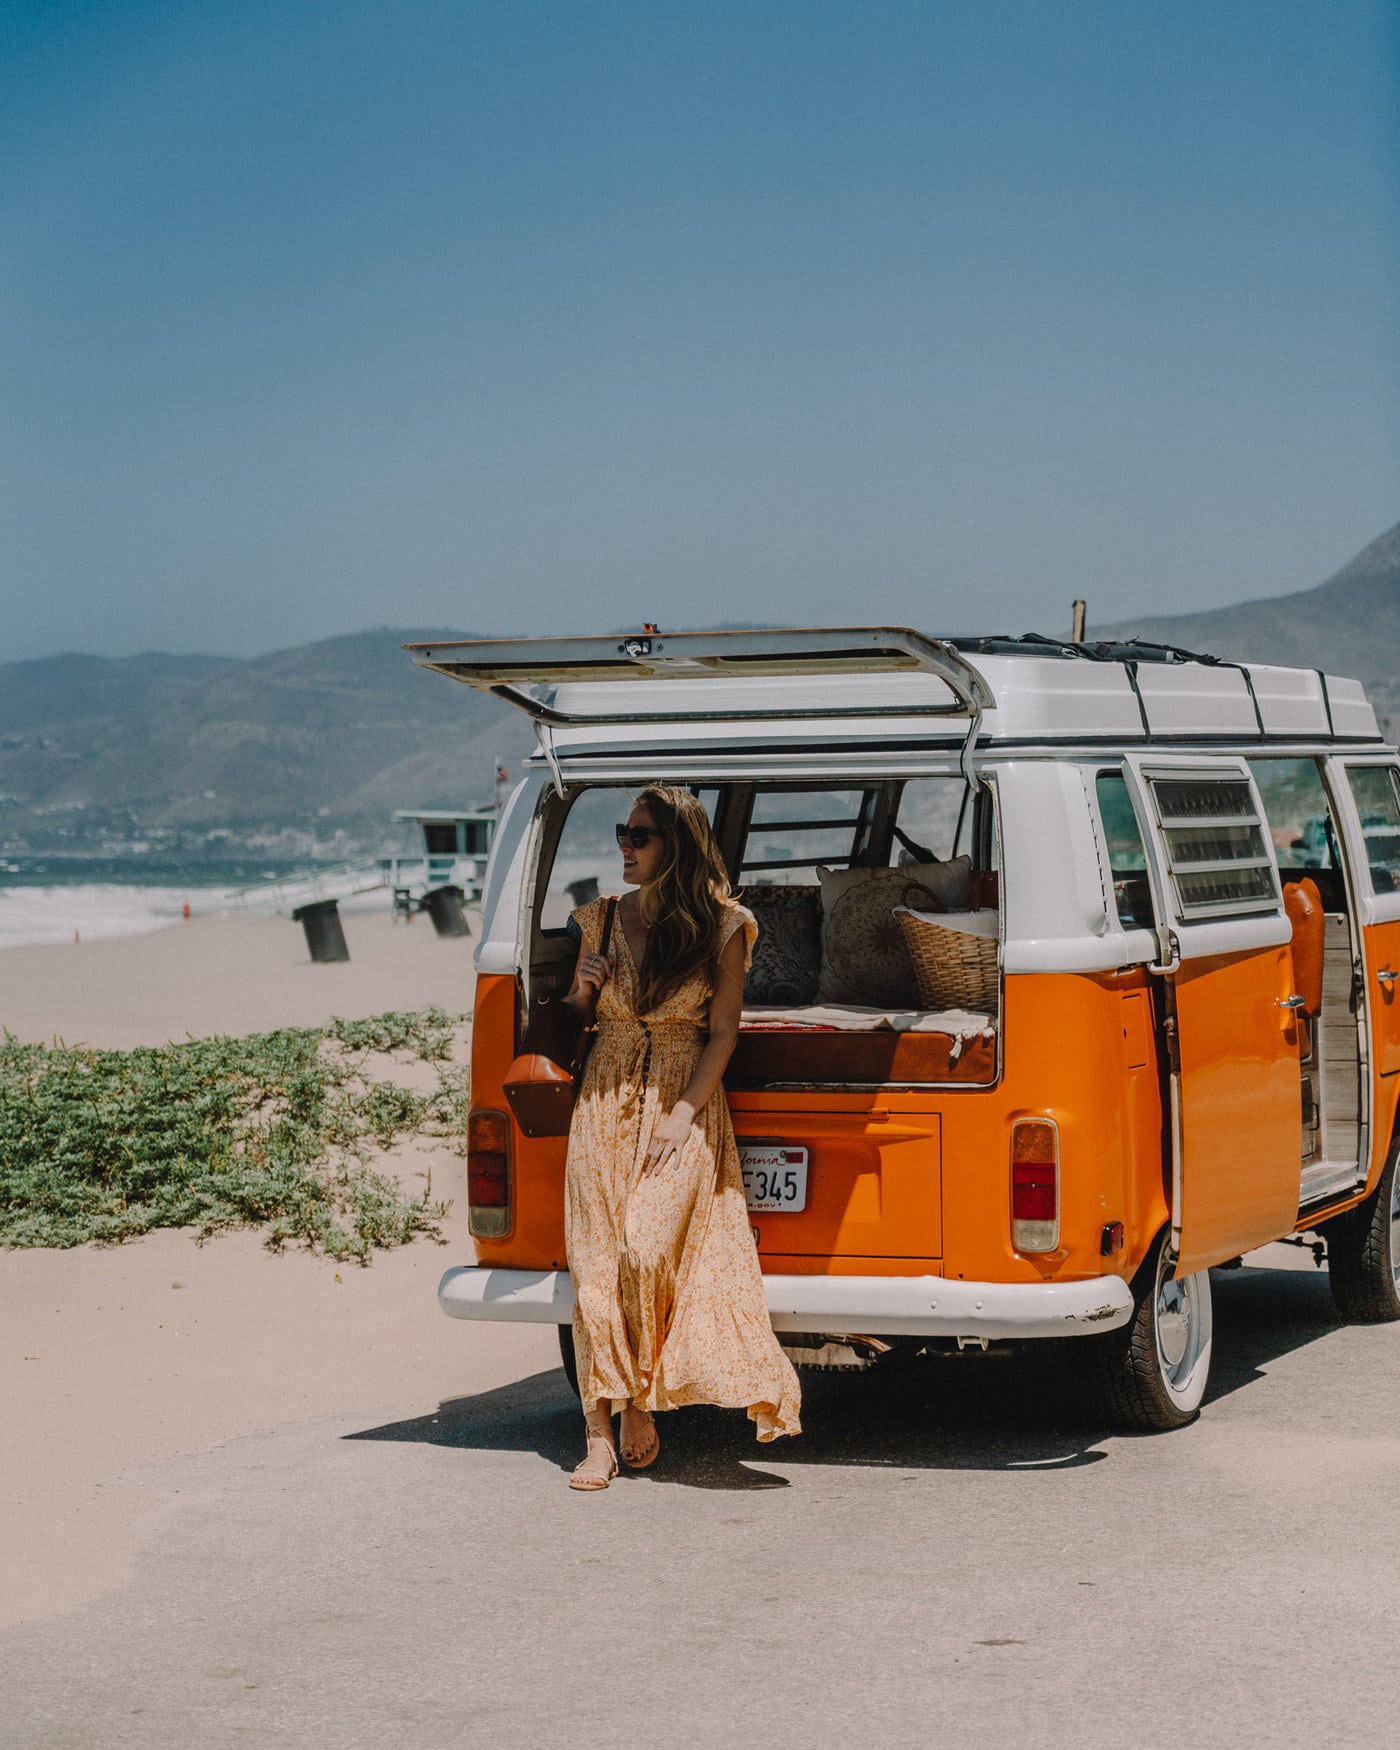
left=5, top=1247, right=1399, bottom=1749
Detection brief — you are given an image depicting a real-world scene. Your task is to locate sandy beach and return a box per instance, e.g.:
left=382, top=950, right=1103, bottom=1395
left=0, top=905, right=478, bottom=1050
left=0, top=906, right=544, bottom=1632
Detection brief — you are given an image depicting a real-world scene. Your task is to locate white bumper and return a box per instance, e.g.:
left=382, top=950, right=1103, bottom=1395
left=437, top=1265, right=1134, bottom=1341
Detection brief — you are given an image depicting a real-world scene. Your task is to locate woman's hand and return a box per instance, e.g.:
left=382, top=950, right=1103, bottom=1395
left=643, top=1101, right=695, bottom=1175
left=575, top=953, right=612, bottom=997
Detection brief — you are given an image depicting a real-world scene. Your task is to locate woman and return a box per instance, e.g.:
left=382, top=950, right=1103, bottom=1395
left=561, top=783, right=801, bottom=1490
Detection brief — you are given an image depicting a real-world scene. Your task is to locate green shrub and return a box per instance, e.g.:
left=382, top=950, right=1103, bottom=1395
left=0, top=1008, right=466, bottom=1263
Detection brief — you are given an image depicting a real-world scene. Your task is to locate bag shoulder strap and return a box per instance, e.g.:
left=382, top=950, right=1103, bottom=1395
left=578, top=898, right=619, bottom=1025
left=573, top=897, right=619, bottom=1054
left=599, top=895, right=618, bottom=955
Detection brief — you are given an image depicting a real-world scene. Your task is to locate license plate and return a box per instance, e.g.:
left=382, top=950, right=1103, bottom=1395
left=740, top=1144, right=808, bottom=1213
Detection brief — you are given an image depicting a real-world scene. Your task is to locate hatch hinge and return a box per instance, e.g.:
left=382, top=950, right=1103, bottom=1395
left=959, top=707, right=986, bottom=794
left=537, top=723, right=566, bottom=798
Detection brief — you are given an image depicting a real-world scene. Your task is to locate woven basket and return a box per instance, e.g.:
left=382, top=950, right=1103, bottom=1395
left=894, top=907, right=999, bottom=1013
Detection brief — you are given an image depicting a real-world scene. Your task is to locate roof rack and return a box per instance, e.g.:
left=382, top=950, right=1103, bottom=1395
left=950, top=634, right=1224, bottom=667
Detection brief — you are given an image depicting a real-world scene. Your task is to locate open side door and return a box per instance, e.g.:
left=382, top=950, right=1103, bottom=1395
left=404, top=626, right=994, bottom=726
left=1123, top=755, right=1303, bottom=1276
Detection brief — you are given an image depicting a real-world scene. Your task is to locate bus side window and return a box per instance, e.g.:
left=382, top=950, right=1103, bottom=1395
left=1344, top=766, right=1400, bottom=895
left=1096, top=772, right=1156, bottom=930
left=1248, top=757, right=1337, bottom=874
left=1248, top=756, right=1353, bottom=913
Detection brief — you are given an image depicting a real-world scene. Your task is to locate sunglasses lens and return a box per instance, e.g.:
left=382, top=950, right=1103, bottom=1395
left=615, top=825, right=655, bottom=849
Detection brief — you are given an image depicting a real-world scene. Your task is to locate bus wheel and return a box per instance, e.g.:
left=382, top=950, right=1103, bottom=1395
left=557, top=1323, right=580, bottom=1397
left=1326, top=1143, right=1400, bottom=1323
left=1088, top=1235, right=1213, bottom=1431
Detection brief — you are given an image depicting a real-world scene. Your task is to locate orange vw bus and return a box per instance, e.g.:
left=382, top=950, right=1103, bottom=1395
left=411, top=628, right=1400, bottom=1429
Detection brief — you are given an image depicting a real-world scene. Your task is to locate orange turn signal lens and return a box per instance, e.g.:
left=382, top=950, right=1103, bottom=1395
left=1011, top=1119, right=1057, bottom=1166
left=468, top=1108, right=509, bottom=1153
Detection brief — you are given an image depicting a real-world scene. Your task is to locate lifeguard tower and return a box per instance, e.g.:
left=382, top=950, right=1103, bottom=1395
left=387, top=806, right=497, bottom=932
left=226, top=803, right=499, bottom=961
left=394, top=806, right=495, bottom=870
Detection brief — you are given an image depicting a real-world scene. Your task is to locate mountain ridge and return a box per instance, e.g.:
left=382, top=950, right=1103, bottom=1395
left=3, top=522, right=1397, bottom=858
left=0, top=628, right=535, bottom=859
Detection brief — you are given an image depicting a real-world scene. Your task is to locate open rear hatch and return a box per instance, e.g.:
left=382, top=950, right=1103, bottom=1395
left=406, top=626, right=995, bottom=723
left=407, top=627, right=994, bottom=780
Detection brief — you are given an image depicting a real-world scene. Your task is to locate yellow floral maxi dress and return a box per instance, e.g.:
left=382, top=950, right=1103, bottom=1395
left=565, top=896, right=801, bottom=1442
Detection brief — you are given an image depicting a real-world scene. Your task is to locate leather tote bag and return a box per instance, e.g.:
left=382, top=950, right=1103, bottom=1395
left=502, top=897, right=617, bottom=1138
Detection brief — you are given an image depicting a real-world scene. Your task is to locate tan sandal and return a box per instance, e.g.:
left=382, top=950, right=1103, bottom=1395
left=569, top=1425, right=618, bottom=1492
left=619, top=1403, right=660, bottom=1470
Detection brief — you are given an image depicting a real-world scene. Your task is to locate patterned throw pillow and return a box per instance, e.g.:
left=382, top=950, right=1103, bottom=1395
left=742, top=885, right=823, bottom=1006
left=816, top=858, right=972, bottom=1006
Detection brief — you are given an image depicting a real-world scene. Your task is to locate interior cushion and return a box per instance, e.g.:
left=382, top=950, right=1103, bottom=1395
left=816, top=858, right=971, bottom=1006
left=741, top=885, right=822, bottom=1006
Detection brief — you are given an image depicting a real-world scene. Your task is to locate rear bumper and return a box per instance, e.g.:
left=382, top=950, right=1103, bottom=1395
left=437, top=1265, right=1134, bottom=1341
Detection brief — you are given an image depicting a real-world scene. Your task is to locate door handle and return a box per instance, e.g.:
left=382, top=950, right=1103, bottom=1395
left=1277, top=991, right=1307, bottom=1033
left=1379, top=968, right=1398, bottom=985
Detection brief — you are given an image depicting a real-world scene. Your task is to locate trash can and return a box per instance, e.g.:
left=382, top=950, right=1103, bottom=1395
left=421, top=884, right=471, bottom=938
left=293, top=899, right=350, bottom=963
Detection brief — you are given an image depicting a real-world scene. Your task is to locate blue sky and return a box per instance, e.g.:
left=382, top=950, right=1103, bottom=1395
left=2, top=0, right=1396, bottom=660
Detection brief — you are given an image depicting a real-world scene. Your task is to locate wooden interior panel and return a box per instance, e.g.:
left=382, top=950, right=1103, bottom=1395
left=727, top=1025, right=996, bottom=1087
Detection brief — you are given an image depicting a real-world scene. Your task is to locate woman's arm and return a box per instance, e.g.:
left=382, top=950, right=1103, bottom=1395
left=642, top=925, right=746, bottom=1174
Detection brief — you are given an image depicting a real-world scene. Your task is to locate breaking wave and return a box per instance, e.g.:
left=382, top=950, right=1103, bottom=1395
left=0, top=884, right=237, bottom=950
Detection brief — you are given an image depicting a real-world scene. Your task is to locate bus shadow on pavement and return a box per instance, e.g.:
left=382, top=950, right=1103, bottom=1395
left=349, top=1263, right=1347, bottom=1487
left=347, top=1355, right=1118, bottom=1487
left=1203, top=1257, right=1341, bottom=1406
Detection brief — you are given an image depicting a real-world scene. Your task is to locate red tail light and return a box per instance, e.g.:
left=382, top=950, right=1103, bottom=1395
left=467, top=1154, right=507, bottom=1206
left=467, top=1108, right=510, bottom=1238
left=1011, top=1118, right=1059, bottom=1253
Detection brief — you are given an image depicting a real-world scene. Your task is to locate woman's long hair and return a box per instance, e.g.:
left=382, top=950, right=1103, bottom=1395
left=633, top=783, right=731, bottom=1014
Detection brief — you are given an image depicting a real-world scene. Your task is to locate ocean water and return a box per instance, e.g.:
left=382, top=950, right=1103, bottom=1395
left=0, top=883, right=234, bottom=949
left=0, top=860, right=347, bottom=950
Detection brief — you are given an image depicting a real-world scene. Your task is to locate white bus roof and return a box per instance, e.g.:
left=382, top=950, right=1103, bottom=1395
left=407, top=628, right=1380, bottom=770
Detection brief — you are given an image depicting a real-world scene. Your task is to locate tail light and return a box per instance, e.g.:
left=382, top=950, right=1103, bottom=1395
left=467, top=1108, right=510, bottom=1239
left=1011, top=1118, right=1059, bottom=1254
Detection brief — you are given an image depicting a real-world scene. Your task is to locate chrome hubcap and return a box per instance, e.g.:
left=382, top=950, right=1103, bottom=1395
left=1157, top=1275, right=1191, bottom=1370
left=1152, top=1247, right=1211, bottom=1411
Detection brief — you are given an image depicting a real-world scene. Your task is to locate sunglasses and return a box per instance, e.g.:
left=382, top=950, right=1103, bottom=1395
left=615, top=824, right=664, bottom=850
